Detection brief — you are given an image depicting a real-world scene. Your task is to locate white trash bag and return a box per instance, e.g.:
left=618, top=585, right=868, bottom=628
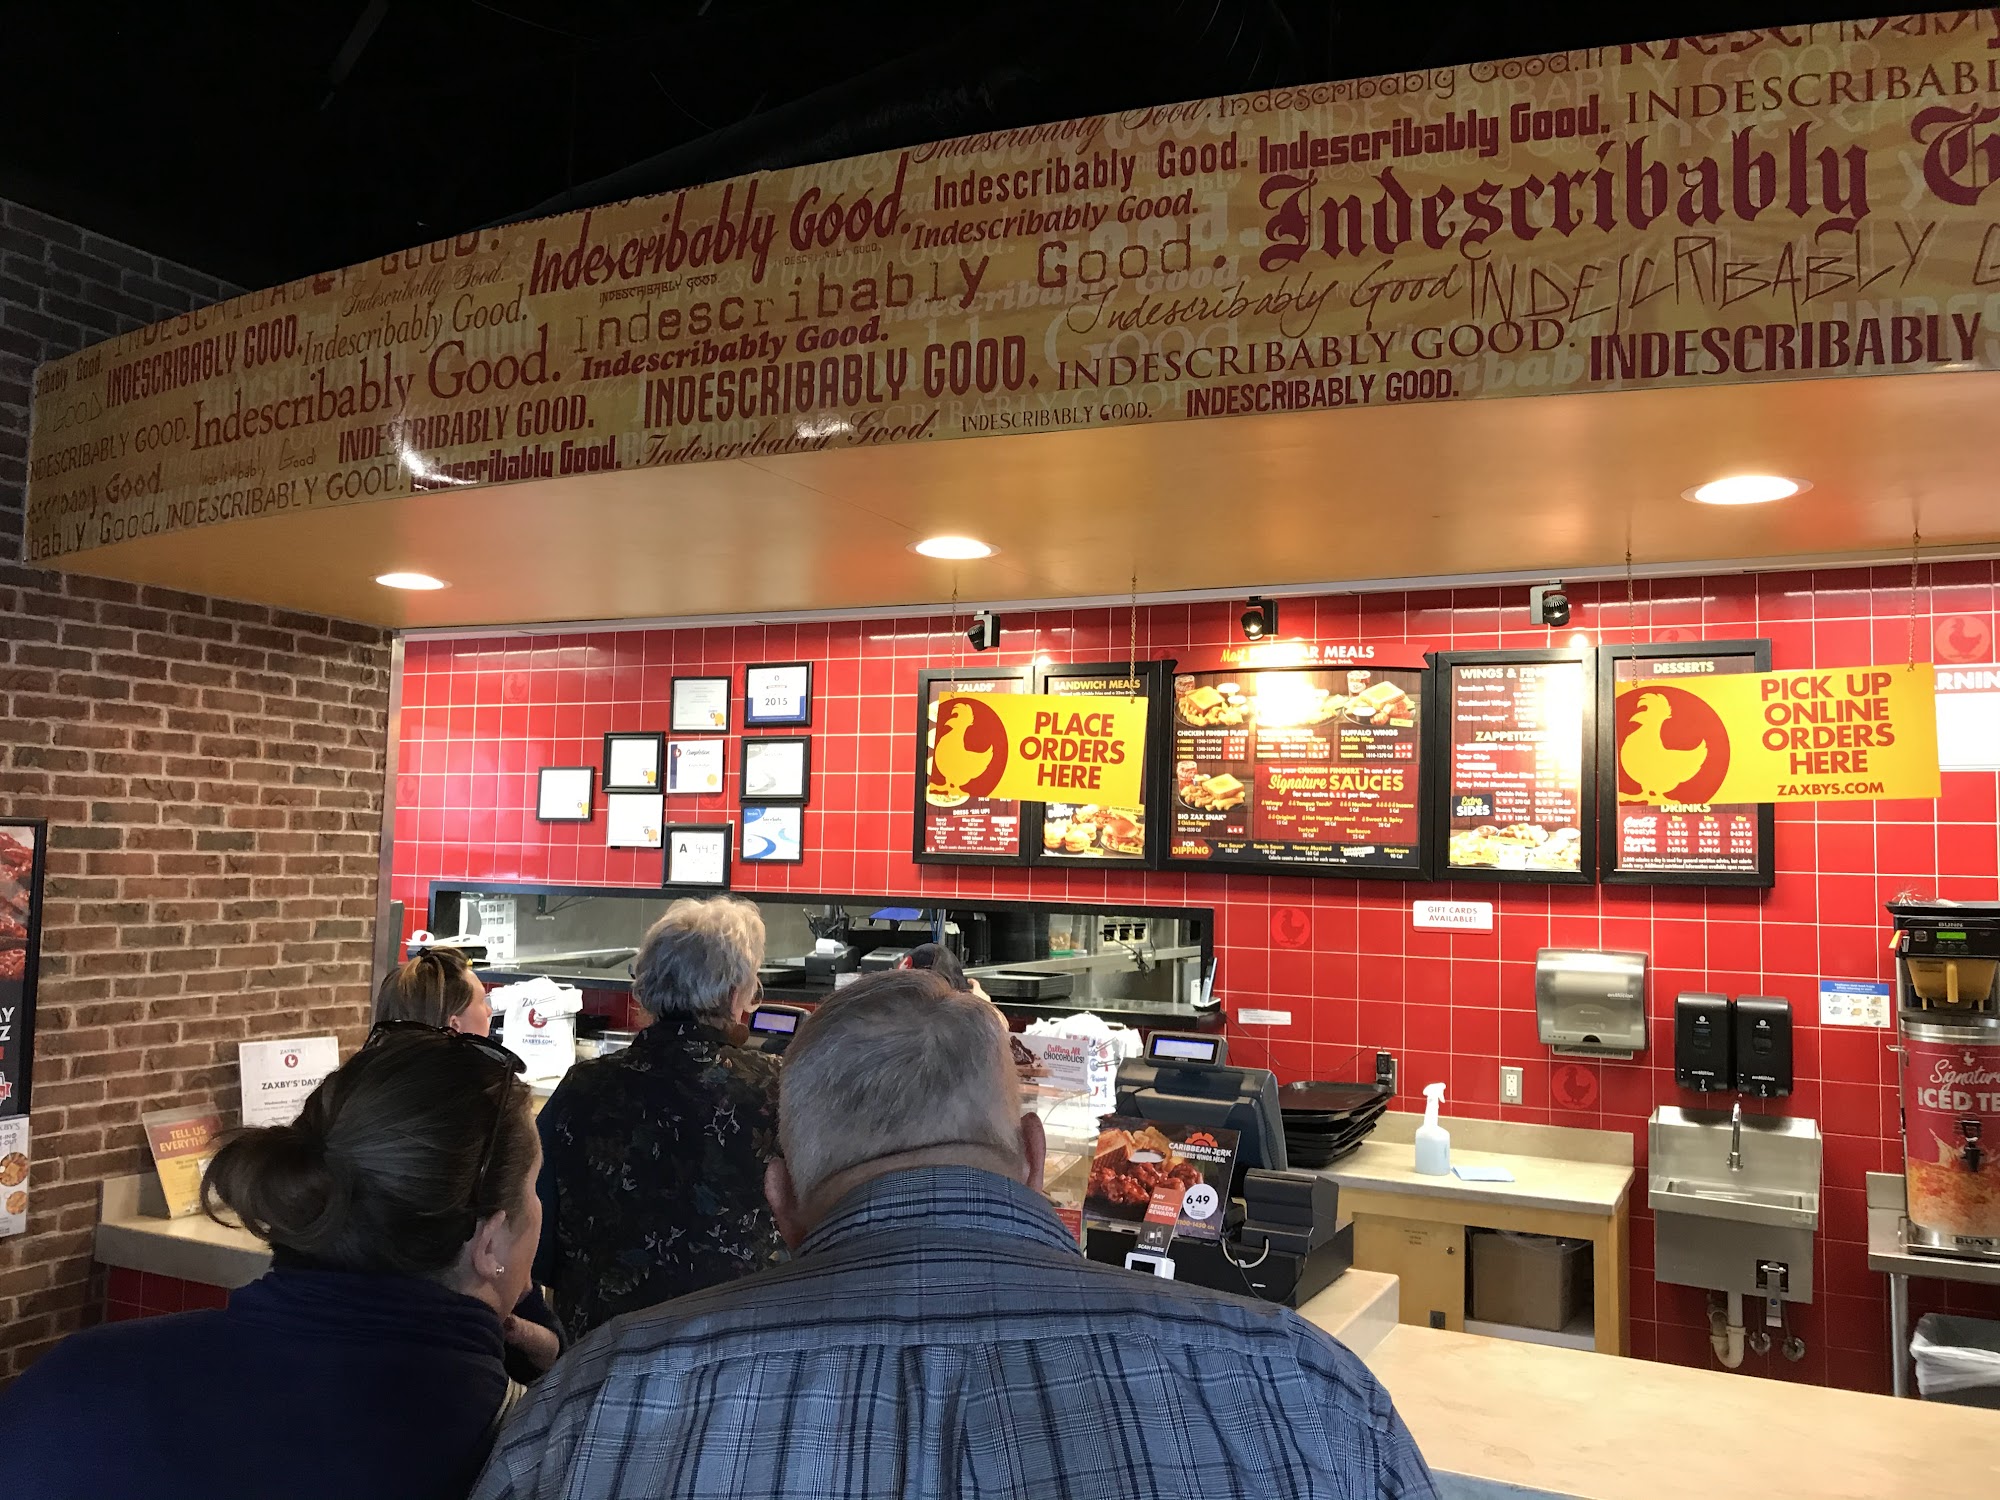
left=1912, top=1313, right=2000, bottom=1405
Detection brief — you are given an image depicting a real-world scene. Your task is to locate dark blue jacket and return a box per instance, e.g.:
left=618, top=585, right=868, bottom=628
left=1, top=1267, right=514, bottom=1500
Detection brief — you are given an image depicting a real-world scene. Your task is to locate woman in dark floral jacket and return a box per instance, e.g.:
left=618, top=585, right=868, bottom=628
left=531, top=896, right=784, bottom=1339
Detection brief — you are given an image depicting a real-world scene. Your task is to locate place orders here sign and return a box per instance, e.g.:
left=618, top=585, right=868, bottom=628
left=27, top=13, right=2000, bottom=560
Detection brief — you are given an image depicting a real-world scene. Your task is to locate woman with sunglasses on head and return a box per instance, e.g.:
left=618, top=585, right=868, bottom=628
left=377, top=947, right=565, bottom=1379
left=2, top=1027, right=545, bottom=1500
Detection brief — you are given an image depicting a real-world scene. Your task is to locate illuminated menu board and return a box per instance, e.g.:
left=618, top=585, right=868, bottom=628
left=1030, top=661, right=1170, bottom=868
left=1169, top=663, right=1429, bottom=875
left=912, top=668, right=1026, bottom=865
left=1600, top=640, right=1775, bottom=887
left=1432, top=651, right=1595, bottom=884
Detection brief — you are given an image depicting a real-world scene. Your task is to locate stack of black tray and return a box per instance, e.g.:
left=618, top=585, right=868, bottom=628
left=1278, top=1080, right=1394, bottom=1168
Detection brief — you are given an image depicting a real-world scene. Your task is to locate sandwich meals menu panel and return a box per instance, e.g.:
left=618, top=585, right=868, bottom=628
left=1443, top=657, right=1589, bottom=877
left=1170, top=665, right=1424, bottom=872
left=1609, top=647, right=1766, bottom=881
left=1035, top=664, right=1157, bottom=863
left=917, top=670, right=1025, bottom=862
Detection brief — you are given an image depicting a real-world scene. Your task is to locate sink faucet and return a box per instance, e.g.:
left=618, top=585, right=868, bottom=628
left=1729, top=1101, right=1744, bottom=1173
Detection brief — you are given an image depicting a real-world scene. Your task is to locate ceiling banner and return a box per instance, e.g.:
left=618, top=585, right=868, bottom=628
left=28, top=14, right=2000, bottom=564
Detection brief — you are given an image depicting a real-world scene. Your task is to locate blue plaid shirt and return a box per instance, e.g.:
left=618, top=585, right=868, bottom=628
left=474, top=1165, right=1437, bottom=1500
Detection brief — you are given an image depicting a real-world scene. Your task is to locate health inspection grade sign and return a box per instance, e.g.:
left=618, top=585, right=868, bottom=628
left=29, top=14, right=2000, bottom=560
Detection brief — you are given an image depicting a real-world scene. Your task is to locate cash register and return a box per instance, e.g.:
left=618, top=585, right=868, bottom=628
left=1083, top=1032, right=1348, bottom=1307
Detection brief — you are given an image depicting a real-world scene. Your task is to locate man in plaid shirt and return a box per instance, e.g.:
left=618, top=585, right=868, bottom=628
left=474, top=970, right=1436, bottom=1500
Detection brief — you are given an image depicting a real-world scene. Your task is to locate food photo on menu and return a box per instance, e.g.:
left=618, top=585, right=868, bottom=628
left=1170, top=666, right=1423, bottom=871
left=1442, top=658, right=1588, bottom=875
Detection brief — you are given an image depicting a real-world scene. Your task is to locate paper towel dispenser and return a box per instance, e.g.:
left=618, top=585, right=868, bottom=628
left=1536, top=949, right=1649, bottom=1059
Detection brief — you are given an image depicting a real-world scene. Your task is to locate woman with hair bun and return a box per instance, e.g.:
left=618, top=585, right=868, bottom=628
left=1, top=1027, right=547, bottom=1500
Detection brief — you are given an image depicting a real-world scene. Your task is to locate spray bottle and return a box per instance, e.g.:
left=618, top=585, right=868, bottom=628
left=1414, top=1082, right=1451, bottom=1175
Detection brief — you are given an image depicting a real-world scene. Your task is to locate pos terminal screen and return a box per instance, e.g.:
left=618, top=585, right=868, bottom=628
left=749, top=1009, right=800, bottom=1035
left=1151, top=1035, right=1220, bottom=1065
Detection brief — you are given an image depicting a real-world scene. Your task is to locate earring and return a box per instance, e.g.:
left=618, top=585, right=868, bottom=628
left=493, top=1264, right=505, bottom=1274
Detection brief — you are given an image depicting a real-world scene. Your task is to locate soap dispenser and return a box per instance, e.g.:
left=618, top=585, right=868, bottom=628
left=1414, top=1082, right=1451, bottom=1175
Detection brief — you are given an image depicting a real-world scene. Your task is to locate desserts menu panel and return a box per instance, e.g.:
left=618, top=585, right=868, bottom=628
left=1601, top=640, right=1774, bottom=886
left=1435, top=652, right=1594, bottom=883
left=913, top=669, right=1027, bottom=864
left=1169, top=665, right=1427, bottom=875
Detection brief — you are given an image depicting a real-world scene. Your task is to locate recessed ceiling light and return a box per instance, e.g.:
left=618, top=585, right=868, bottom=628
left=912, top=535, right=997, bottom=560
left=374, top=571, right=447, bottom=590
left=1684, top=475, right=1808, bottom=506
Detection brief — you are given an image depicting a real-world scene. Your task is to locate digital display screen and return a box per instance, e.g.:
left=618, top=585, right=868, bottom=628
left=1152, top=1035, right=1218, bottom=1063
left=749, top=1010, right=799, bottom=1034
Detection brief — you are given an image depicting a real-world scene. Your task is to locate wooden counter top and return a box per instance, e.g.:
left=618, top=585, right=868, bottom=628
left=1369, top=1324, right=2000, bottom=1500
left=1323, top=1139, right=1634, bottom=1218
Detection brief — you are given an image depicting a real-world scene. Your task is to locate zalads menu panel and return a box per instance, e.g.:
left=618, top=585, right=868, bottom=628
left=1434, top=652, right=1594, bottom=884
left=1169, top=664, right=1426, bottom=875
left=913, top=668, right=1027, bottom=864
left=1601, top=640, right=1775, bottom=887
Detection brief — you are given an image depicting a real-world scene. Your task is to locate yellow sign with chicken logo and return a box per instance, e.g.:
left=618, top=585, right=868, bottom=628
left=1615, top=664, right=1939, bottom=805
left=935, top=693, right=1147, bottom=808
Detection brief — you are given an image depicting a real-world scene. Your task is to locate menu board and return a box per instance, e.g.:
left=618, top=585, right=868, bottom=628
left=1601, top=640, right=1774, bottom=887
left=1434, top=651, right=1594, bottom=884
left=913, top=668, right=1027, bottom=865
left=1168, top=664, right=1427, bottom=875
left=1031, top=661, right=1168, bottom=867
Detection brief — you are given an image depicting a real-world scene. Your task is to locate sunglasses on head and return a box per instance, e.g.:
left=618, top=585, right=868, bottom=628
left=364, top=1021, right=526, bottom=1223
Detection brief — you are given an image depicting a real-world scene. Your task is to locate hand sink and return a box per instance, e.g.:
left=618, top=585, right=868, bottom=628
left=1650, top=1176, right=1819, bottom=1229
left=1647, top=1106, right=1822, bottom=1230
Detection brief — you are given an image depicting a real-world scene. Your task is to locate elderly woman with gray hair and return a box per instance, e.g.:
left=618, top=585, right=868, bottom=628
left=529, top=895, right=784, bottom=1338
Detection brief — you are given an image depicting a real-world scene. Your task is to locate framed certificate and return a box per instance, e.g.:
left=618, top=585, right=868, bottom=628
left=606, top=793, right=664, bottom=849
left=666, top=738, right=726, bottom=795
left=741, top=736, right=810, bottom=803
left=664, top=824, right=732, bottom=889
left=671, top=676, right=732, bottom=733
left=603, top=732, right=665, bottom=792
left=741, top=804, right=804, bottom=864
left=536, top=766, right=595, bottom=822
left=745, top=661, right=813, bottom=727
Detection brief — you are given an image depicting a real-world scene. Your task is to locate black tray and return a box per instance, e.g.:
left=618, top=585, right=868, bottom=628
left=980, top=969, right=1076, bottom=1001
left=1279, top=1079, right=1394, bottom=1121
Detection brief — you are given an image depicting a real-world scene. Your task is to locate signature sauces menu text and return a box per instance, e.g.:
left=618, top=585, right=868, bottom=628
left=1445, top=661, right=1586, bottom=873
left=1171, top=667, right=1422, bottom=868
left=923, top=678, right=1020, bottom=856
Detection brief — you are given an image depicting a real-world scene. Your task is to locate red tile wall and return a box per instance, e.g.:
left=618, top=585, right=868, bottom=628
left=102, top=1266, right=231, bottom=1322
left=392, top=564, right=2000, bottom=1393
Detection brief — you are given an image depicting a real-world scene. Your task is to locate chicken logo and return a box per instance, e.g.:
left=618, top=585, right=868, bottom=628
left=1616, top=687, right=1730, bottom=805
left=927, top=696, right=1009, bottom=804
left=1936, top=614, right=1993, bottom=665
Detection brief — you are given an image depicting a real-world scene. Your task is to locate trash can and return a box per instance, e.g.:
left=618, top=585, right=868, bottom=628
left=1911, top=1313, right=2000, bottom=1408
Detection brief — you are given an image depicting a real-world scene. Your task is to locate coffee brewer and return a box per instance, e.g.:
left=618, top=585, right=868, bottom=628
left=1889, top=902, right=2000, bottom=1260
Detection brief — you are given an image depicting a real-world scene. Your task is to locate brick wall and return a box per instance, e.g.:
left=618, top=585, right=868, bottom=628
left=0, top=197, right=392, bottom=1379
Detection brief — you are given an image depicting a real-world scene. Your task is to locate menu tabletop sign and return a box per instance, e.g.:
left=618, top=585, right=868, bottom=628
left=670, top=676, right=731, bottom=733
left=914, top=667, right=1028, bottom=865
left=0, top=818, right=48, bottom=1116
left=1086, top=1118, right=1240, bottom=1244
left=238, top=1036, right=339, bottom=1129
left=1030, top=661, right=1170, bottom=867
left=745, top=662, right=813, bottom=727
left=0, top=1115, right=26, bottom=1238
left=1431, top=649, right=1595, bottom=884
left=1169, top=661, right=1428, bottom=876
left=1600, top=640, right=1775, bottom=887
left=142, top=1105, right=223, bottom=1218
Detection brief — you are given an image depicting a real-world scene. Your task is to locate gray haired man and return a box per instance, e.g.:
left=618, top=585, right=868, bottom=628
left=480, top=969, right=1437, bottom=1500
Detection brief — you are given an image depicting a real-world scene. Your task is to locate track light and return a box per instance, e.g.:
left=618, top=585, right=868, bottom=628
left=967, top=610, right=1001, bottom=651
left=1240, top=596, right=1277, bottom=640
left=1528, top=580, right=1571, bottom=628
